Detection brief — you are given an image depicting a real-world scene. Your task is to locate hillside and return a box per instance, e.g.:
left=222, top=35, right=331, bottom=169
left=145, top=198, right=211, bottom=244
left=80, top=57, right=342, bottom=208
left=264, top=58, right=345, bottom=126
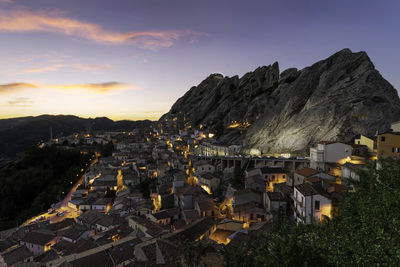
left=0, top=115, right=152, bottom=160
left=161, top=49, right=400, bottom=154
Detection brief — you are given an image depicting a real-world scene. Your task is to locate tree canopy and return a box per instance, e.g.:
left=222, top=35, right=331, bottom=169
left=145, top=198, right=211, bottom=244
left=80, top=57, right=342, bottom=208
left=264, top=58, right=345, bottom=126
left=223, top=159, right=400, bottom=266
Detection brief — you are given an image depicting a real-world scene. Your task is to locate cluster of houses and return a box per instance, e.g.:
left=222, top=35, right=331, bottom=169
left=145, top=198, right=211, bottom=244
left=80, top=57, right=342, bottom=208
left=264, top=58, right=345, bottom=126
left=1, top=115, right=399, bottom=266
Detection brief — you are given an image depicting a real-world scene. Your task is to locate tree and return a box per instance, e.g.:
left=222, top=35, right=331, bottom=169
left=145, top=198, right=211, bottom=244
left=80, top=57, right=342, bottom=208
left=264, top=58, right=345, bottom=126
left=223, top=159, right=400, bottom=266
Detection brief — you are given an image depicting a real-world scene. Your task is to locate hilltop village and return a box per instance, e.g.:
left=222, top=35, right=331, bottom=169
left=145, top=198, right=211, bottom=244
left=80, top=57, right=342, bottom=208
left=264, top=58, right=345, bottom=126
left=0, top=114, right=399, bottom=266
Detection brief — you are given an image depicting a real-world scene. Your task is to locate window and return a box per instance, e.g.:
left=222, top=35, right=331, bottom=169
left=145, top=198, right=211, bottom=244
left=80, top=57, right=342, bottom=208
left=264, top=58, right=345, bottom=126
left=381, top=136, right=386, bottom=142
left=393, top=147, right=395, bottom=153
left=315, top=200, right=320, bottom=210
left=209, top=167, right=211, bottom=170
left=283, top=175, right=286, bottom=178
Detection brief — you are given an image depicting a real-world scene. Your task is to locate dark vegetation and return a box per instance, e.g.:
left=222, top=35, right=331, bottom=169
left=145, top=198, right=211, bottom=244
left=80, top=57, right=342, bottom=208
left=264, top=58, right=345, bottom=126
left=0, top=145, right=93, bottom=230
left=223, top=159, right=400, bottom=266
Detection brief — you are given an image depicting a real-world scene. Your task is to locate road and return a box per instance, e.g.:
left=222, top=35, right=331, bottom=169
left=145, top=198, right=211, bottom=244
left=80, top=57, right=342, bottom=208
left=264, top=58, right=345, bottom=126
left=22, top=155, right=98, bottom=226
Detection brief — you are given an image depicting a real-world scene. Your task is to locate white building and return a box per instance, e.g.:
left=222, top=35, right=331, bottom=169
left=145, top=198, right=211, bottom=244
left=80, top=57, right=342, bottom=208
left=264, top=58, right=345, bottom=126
left=310, top=141, right=352, bottom=170
left=293, top=183, right=332, bottom=224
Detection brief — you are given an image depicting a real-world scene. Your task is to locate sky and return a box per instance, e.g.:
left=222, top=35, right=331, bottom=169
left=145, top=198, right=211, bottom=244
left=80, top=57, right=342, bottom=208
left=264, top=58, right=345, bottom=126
left=0, top=0, right=399, bottom=121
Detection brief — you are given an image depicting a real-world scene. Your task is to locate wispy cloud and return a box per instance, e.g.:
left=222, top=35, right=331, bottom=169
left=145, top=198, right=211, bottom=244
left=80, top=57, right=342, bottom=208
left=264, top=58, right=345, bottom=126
left=0, top=83, right=37, bottom=93
left=7, top=97, right=34, bottom=107
left=24, top=63, right=112, bottom=73
left=49, top=82, right=130, bottom=94
left=0, top=0, right=13, bottom=3
left=0, top=81, right=129, bottom=94
left=0, top=9, right=207, bottom=49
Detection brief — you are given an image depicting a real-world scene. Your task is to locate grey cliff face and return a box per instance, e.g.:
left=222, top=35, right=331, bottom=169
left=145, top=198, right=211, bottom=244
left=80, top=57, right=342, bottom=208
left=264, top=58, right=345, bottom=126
left=162, top=49, right=400, bottom=154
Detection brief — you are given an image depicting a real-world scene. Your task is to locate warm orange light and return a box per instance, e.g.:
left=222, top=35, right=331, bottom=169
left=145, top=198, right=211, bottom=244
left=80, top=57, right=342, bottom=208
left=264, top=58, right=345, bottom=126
left=201, top=184, right=212, bottom=194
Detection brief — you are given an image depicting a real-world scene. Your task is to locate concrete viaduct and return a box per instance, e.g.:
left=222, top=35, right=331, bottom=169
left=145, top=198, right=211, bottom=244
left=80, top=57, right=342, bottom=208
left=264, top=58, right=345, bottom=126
left=193, top=155, right=309, bottom=174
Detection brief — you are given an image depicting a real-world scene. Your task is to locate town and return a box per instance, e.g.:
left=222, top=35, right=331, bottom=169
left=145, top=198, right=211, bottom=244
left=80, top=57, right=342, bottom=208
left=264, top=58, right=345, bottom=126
left=0, top=113, right=398, bottom=266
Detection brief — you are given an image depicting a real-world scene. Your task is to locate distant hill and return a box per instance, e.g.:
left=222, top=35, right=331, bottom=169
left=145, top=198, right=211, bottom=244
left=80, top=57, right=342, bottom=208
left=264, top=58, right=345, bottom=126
left=161, top=48, right=400, bottom=154
left=0, top=115, right=152, bottom=160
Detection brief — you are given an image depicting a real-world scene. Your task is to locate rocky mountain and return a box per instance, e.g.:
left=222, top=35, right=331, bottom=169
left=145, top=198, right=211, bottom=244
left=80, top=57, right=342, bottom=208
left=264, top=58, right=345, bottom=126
left=161, top=49, right=400, bottom=154
left=0, top=115, right=152, bottom=160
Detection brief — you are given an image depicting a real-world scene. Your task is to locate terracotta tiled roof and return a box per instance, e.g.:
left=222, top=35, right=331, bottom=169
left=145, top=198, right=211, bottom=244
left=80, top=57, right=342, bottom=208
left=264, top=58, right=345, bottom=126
left=200, top=172, right=219, bottom=181
left=261, top=167, right=285, bottom=174
left=295, top=183, right=319, bottom=196
left=21, top=230, right=55, bottom=246
left=1, top=245, right=33, bottom=266
left=295, top=167, right=320, bottom=178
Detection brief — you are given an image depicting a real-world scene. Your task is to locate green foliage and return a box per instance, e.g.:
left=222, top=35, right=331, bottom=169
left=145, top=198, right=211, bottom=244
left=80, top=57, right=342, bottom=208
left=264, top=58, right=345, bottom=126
left=0, top=145, right=92, bottom=230
left=223, top=159, right=400, bottom=266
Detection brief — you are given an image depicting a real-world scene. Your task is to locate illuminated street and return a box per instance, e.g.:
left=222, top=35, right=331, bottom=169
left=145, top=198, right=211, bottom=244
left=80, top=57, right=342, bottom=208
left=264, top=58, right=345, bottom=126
left=22, top=156, right=98, bottom=226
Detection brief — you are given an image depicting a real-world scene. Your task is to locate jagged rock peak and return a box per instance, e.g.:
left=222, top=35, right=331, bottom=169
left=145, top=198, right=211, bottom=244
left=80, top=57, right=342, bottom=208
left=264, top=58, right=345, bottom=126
left=162, top=49, right=400, bottom=154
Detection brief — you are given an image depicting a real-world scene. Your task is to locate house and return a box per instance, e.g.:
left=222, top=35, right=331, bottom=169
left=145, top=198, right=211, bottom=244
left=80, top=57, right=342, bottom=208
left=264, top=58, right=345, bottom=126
left=77, top=210, right=105, bottom=229
left=194, top=197, right=218, bottom=218
left=182, top=209, right=200, bottom=224
left=245, top=174, right=266, bottom=192
left=351, top=144, right=370, bottom=156
left=128, top=216, right=166, bottom=238
left=123, top=172, right=140, bottom=187
left=194, top=161, right=215, bottom=175
left=310, top=141, right=352, bottom=170
left=354, top=135, right=376, bottom=152
left=45, top=218, right=76, bottom=233
left=293, top=183, right=332, bottom=224
left=264, top=192, right=286, bottom=214
left=164, top=217, right=216, bottom=242
left=172, top=170, right=187, bottom=190
left=232, top=202, right=268, bottom=223
left=290, top=167, right=320, bottom=186
left=260, top=167, right=287, bottom=192
left=377, top=131, right=400, bottom=159
left=0, top=245, right=34, bottom=266
left=175, top=186, right=205, bottom=210
left=232, top=189, right=263, bottom=207
left=61, top=224, right=93, bottom=243
left=146, top=208, right=180, bottom=226
left=33, top=248, right=60, bottom=265
left=46, top=236, right=142, bottom=267
left=341, top=163, right=367, bottom=184
left=135, top=199, right=154, bottom=216
left=134, top=239, right=184, bottom=265
left=79, top=197, right=97, bottom=211
left=95, top=215, right=125, bottom=232
left=20, top=230, right=58, bottom=256
left=92, top=198, right=113, bottom=212
left=199, top=172, right=220, bottom=193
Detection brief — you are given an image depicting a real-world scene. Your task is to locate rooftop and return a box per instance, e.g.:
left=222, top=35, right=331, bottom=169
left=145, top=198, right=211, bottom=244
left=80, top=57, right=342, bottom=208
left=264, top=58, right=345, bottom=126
left=21, top=230, right=56, bottom=246
left=295, top=167, right=320, bottom=178
left=295, top=183, right=319, bottom=196
left=1, top=245, right=33, bottom=266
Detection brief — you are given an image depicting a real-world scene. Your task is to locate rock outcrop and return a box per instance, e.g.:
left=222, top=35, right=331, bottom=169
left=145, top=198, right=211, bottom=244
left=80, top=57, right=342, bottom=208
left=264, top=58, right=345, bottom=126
left=161, top=49, right=400, bottom=154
